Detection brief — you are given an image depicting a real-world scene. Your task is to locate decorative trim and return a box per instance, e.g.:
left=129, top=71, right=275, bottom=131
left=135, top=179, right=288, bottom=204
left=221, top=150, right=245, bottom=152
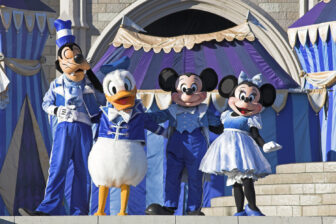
left=12, top=10, right=23, bottom=32
left=112, top=23, right=255, bottom=53
left=2, top=57, right=42, bottom=76
left=136, top=89, right=318, bottom=114
left=24, top=11, right=35, bottom=32
left=0, top=6, right=56, bottom=34
left=272, top=89, right=289, bottom=114
left=304, top=71, right=336, bottom=88
left=287, top=21, right=336, bottom=48
left=307, top=88, right=327, bottom=114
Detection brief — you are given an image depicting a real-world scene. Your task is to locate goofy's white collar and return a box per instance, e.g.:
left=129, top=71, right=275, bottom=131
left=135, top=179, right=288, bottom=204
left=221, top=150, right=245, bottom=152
left=53, top=74, right=95, bottom=96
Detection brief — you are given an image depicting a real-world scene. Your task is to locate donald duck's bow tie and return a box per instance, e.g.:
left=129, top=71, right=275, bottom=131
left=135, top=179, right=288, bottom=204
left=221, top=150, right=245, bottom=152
left=108, top=108, right=132, bottom=123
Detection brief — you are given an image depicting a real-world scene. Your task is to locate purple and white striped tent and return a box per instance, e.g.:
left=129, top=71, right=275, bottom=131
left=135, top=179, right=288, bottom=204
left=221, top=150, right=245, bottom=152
left=0, top=0, right=55, bottom=215
left=89, top=23, right=322, bottom=215
left=288, top=0, right=336, bottom=161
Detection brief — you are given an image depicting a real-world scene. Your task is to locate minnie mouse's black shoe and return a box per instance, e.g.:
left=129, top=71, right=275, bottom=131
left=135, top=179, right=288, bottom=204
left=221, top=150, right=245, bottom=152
left=145, top=204, right=175, bottom=215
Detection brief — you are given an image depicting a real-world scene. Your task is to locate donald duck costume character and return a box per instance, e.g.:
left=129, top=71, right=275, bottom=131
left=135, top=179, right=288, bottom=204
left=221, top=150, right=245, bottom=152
left=88, top=56, right=166, bottom=216
left=19, top=19, right=105, bottom=216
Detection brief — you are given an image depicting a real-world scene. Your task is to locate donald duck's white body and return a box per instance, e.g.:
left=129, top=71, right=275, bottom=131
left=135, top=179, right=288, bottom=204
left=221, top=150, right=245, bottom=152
left=88, top=102, right=149, bottom=188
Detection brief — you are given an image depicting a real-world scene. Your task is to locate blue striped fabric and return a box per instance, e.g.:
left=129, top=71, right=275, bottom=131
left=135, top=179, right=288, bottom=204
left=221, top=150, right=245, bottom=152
left=295, top=31, right=336, bottom=161
left=0, top=20, right=52, bottom=215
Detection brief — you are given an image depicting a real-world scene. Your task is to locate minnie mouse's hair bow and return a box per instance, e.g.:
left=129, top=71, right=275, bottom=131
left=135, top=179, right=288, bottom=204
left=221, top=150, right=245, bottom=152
left=238, top=71, right=263, bottom=87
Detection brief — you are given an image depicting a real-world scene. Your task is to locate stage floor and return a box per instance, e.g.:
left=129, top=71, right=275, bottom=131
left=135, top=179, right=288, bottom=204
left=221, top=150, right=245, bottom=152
left=1, top=216, right=335, bottom=224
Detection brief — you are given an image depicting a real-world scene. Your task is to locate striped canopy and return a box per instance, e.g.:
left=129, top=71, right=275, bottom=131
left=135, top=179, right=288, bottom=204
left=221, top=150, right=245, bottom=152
left=93, top=23, right=299, bottom=90
left=0, top=2, right=55, bottom=215
left=288, top=0, right=336, bottom=162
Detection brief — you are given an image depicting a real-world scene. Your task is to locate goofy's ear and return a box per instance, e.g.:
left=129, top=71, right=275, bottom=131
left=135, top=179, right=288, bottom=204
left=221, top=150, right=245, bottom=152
left=218, top=75, right=237, bottom=98
left=158, top=68, right=179, bottom=92
left=259, top=84, right=276, bottom=107
left=200, top=68, right=218, bottom=91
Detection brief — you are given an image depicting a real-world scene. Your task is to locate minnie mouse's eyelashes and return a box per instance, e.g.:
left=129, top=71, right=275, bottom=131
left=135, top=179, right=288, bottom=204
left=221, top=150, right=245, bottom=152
left=239, top=92, right=246, bottom=101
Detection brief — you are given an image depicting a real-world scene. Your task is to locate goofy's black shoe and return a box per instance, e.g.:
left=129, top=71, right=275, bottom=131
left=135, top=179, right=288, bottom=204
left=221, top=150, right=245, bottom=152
left=186, top=210, right=205, bottom=216
left=145, top=204, right=175, bottom=215
left=18, top=208, right=50, bottom=216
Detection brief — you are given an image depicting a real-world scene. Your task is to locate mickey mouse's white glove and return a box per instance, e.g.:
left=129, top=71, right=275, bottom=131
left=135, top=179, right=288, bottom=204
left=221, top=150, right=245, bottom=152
left=263, top=141, right=282, bottom=153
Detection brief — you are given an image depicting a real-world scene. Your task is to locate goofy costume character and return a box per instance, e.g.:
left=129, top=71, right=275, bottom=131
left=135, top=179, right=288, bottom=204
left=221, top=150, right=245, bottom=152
left=19, top=19, right=105, bottom=216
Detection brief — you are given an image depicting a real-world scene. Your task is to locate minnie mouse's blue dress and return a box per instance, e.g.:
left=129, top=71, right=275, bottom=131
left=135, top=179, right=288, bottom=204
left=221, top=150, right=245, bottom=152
left=199, top=110, right=271, bottom=186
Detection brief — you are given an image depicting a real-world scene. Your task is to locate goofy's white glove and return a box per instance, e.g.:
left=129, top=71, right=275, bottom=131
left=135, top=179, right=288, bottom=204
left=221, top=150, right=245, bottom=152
left=263, top=141, right=282, bottom=153
left=56, top=105, right=77, bottom=122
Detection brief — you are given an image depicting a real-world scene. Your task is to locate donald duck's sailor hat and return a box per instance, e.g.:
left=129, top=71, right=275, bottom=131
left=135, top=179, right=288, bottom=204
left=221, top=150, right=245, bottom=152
left=54, top=19, right=75, bottom=47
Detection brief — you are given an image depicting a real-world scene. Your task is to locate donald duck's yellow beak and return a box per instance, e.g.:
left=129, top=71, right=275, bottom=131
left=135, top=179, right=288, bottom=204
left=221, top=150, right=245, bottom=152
left=106, top=87, right=137, bottom=111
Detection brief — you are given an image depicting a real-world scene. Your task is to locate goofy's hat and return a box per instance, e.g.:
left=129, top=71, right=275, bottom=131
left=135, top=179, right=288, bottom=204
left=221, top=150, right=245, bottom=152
left=54, top=19, right=75, bottom=47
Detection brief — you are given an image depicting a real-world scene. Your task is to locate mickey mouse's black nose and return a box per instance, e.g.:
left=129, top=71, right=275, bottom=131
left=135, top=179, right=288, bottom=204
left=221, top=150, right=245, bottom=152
left=74, top=54, right=84, bottom=64
left=186, top=88, right=194, bottom=95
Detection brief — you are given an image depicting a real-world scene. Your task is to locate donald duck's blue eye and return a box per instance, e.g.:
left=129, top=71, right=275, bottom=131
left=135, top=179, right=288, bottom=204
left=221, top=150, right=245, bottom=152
left=124, top=78, right=132, bottom=91
left=108, top=81, right=117, bottom=95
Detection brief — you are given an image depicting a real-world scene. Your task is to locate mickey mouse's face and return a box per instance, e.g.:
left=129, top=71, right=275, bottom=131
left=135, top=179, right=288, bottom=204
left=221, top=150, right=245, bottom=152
left=158, top=68, right=218, bottom=107
left=56, top=43, right=90, bottom=82
left=229, top=83, right=262, bottom=116
left=172, top=74, right=207, bottom=107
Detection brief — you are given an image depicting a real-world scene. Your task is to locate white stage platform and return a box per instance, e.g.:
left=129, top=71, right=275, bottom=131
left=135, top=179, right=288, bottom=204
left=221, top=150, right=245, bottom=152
left=1, top=216, right=336, bottom=224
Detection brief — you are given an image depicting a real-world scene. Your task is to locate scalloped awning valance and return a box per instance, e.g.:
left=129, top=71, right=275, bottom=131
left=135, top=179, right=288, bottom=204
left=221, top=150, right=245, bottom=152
left=0, top=6, right=56, bottom=34
left=136, top=89, right=321, bottom=115
left=112, top=22, right=255, bottom=53
left=288, top=21, right=336, bottom=48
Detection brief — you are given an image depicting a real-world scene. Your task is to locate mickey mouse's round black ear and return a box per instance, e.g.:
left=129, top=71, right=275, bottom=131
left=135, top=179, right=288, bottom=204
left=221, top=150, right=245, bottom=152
left=218, top=75, right=238, bottom=98
left=200, top=68, right=218, bottom=91
left=259, top=84, right=276, bottom=107
left=158, top=68, right=179, bottom=92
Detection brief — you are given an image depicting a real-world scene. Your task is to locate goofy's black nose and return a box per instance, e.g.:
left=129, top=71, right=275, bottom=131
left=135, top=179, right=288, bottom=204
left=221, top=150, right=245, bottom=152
left=74, top=54, right=84, bottom=64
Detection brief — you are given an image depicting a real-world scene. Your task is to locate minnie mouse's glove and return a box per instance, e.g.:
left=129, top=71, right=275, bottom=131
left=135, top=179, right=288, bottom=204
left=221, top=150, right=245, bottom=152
left=263, top=141, right=282, bottom=153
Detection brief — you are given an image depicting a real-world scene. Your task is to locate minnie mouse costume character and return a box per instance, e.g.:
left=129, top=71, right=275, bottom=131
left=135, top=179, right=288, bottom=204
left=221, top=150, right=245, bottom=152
left=199, top=71, right=281, bottom=216
left=145, top=68, right=222, bottom=215
left=19, top=19, right=104, bottom=216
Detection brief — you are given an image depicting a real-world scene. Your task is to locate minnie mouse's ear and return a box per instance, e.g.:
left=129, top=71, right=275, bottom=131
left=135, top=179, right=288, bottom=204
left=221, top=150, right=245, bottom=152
left=200, top=68, right=218, bottom=91
left=158, top=68, right=179, bottom=92
left=218, top=75, right=237, bottom=98
left=259, top=84, right=276, bottom=107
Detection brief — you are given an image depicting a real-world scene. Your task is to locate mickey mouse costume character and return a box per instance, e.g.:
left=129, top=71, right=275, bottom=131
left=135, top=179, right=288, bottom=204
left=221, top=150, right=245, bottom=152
left=19, top=19, right=105, bottom=216
left=145, top=68, right=222, bottom=215
left=88, top=56, right=166, bottom=216
left=199, top=71, right=282, bottom=216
